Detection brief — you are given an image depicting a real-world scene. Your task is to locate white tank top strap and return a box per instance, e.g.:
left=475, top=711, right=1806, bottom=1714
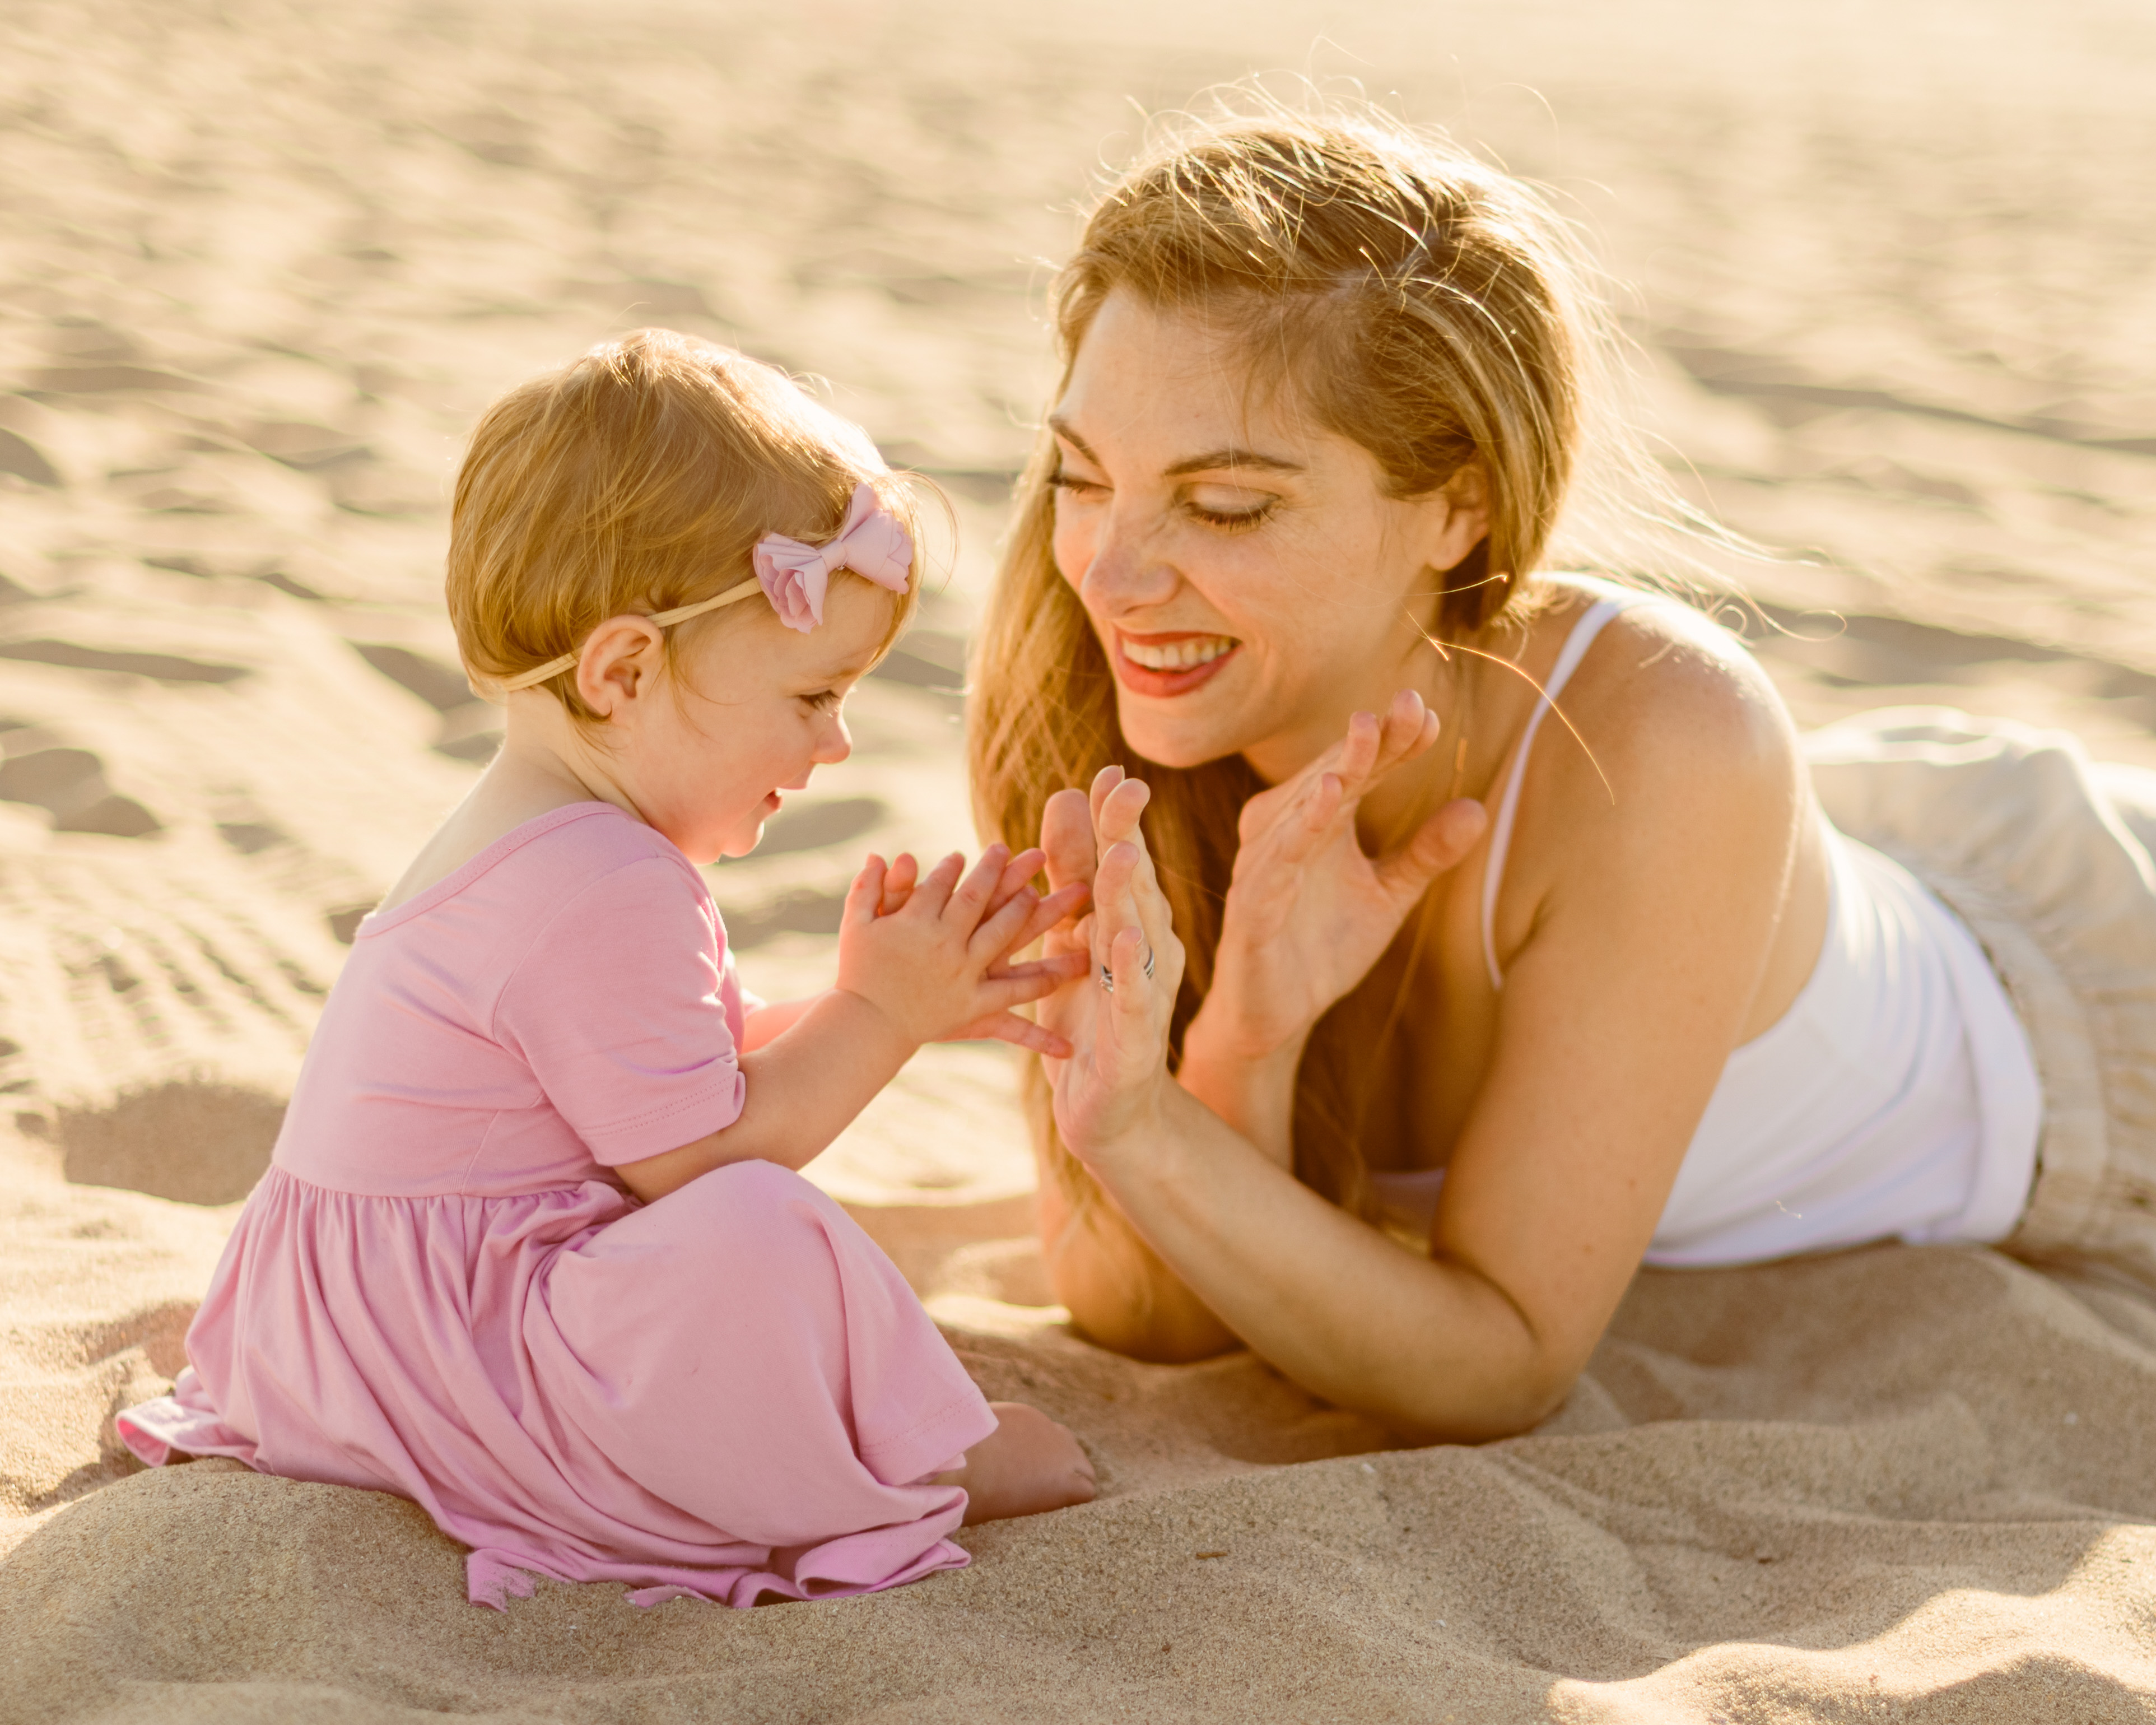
left=1479, top=593, right=1641, bottom=991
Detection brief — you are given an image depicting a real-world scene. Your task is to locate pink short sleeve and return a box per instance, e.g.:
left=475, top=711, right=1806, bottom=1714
left=495, top=855, right=747, bottom=1165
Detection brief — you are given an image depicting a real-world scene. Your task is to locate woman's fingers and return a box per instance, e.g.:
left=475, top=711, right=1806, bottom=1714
left=1336, top=708, right=1382, bottom=788
left=1103, top=923, right=1170, bottom=1027
left=1373, top=687, right=1440, bottom=775
left=1093, top=836, right=1174, bottom=992
left=1088, top=764, right=1126, bottom=830
left=1041, top=788, right=1098, bottom=893
left=1372, top=797, right=1489, bottom=907
left=1087, top=773, right=1175, bottom=967
left=1331, top=691, right=1437, bottom=803
left=1095, top=772, right=1150, bottom=845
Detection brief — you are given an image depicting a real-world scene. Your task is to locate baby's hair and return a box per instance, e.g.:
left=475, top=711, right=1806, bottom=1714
left=448, top=328, right=923, bottom=717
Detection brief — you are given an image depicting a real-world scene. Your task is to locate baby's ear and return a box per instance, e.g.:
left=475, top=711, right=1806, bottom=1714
left=575, top=615, right=668, bottom=714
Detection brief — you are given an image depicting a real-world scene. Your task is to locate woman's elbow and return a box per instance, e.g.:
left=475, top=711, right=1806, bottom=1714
left=1067, top=1297, right=1240, bottom=1365
left=1368, top=1344, right=1584, bottom=1447
left=1047, top=1256, right=1239, bottom=1364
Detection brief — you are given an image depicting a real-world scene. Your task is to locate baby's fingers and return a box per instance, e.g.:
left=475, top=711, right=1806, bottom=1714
left=973, top=967, right=1081, bottom=1017
left=975, top=879, right=1090, bottom=968
left=940, top=843, right=1010, bottom=931
left=844, top=854, right=889, bottom=931
left=1019, top=880, right=1092, bottom=947
left=904, top=850, right=967, bottom=918
left=988, top=845, right=1048, bottom=915
left=878, top=851, right=920, bottom=916
left=993, top=948, right=1092, bottom=984
left=966, top=1011, right=1073, bottom=1060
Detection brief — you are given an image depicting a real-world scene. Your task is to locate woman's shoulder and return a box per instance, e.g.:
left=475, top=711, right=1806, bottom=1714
left=1521, top=576, right=1801, bottom=815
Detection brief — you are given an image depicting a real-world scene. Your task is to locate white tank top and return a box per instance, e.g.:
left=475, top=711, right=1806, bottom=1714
left=1368, top=585, right=2044, bottom=1266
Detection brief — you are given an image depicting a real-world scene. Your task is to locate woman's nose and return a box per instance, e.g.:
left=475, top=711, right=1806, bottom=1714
left=1076, top=506, right=1179, bottom=613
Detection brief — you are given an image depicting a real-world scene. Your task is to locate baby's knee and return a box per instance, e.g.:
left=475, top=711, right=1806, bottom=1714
left=679, top=1157, right=848, bottom=1248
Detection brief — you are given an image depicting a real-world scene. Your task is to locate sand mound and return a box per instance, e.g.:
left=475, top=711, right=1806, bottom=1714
left=10, top=1174, right=2156, bottom=1722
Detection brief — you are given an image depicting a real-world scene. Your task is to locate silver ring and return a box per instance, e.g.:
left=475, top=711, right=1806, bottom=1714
left=1097, top=946, right=1157, bottom=993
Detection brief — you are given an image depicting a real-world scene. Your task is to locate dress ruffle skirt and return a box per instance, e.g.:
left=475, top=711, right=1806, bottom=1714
left=118, top=1160, right=996, bottom=1608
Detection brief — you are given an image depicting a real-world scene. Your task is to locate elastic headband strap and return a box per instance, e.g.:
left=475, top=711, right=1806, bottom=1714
left=488, top=482, right=911, bottom=698
left=491, top=578, right=764, bottom=694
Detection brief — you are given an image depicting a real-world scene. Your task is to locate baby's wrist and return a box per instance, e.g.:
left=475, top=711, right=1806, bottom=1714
left=830, top=984, right=924, bottom=1064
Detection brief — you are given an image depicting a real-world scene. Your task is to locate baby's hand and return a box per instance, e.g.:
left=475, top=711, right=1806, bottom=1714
left=837, top=845, right=1089, bottom=1056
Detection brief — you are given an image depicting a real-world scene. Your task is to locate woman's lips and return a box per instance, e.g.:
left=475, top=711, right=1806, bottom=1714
left=1110, top=631, right=1240, bottom=699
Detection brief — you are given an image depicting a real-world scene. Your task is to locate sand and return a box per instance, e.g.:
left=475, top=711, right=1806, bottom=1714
left=2, top=0, right=2154, bottom=1717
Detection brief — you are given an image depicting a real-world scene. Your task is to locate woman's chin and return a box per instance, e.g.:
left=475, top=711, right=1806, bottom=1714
left=1114, top=702, right=1259, bottom=772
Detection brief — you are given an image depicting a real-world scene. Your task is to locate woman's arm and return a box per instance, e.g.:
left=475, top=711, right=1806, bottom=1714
left=1033, top=698, right=1482, bottom=1357
left=1049, top=622, right=1811, bottom=1438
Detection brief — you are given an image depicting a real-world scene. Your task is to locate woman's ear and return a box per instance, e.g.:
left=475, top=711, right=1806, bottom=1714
left=1424, top=459, right=1492, bottom=571
left=575, top=615, right=668, bottom=719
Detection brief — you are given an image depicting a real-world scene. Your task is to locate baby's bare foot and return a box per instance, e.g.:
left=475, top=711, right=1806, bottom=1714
left=946, top=1401, right=1096, bottom=1524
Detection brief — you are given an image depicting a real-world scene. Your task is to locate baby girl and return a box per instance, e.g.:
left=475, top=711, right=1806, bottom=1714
left=118, top=329, right=1097, bottom=1608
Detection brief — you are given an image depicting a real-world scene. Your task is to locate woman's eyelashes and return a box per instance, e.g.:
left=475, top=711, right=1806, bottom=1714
left=1185, top=494, right=1276, bottom=531
left=1051, top=464, right=1277, bottom=532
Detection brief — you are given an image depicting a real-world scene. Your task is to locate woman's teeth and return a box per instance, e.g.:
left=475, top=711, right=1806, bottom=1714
left=1123, top=636, right=1236, bottom=671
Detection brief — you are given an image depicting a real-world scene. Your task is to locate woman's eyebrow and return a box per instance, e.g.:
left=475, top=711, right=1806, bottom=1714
left=1047, top=416, right=1303, bottom=480
left=1047, top=415, right=1099, bottom=463
left=1161, top=447, right=1304, bottom=478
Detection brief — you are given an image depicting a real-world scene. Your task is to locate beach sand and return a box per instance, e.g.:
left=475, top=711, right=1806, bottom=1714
left=3, top=0, right=2155, bottom=1717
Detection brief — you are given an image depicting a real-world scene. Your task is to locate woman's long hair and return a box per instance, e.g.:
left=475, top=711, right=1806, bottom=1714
left=969, top=97, right=1730, bottom=1228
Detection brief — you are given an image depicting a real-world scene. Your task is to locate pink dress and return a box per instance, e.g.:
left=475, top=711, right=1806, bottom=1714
left=117, top=803, right=996, bottom=1609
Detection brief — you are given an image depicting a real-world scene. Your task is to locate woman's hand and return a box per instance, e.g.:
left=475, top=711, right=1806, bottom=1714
left=1038, top=769, right=1186, bottom=1160
left=1190, top=689, right=1487, bottom=1063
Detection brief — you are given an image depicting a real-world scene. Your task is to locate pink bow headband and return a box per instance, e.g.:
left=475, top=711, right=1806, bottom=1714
left=496, top=483, right=912, bottom=694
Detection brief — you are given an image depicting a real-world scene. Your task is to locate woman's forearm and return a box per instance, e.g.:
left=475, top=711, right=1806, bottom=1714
left=1079, top=1086, right=1571, bottom=1442
left=1037, top=1163, right=1240, bottom=1361
left=1172, top=1012, right=1307, bottom=1169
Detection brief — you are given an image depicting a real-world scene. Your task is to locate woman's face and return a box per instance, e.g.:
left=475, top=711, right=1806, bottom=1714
left=1049, top=287, right=1487, bottom=782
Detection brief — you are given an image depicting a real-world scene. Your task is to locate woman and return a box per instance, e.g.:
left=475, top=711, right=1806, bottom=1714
left=967, top=107, right=2156, bottom=1443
